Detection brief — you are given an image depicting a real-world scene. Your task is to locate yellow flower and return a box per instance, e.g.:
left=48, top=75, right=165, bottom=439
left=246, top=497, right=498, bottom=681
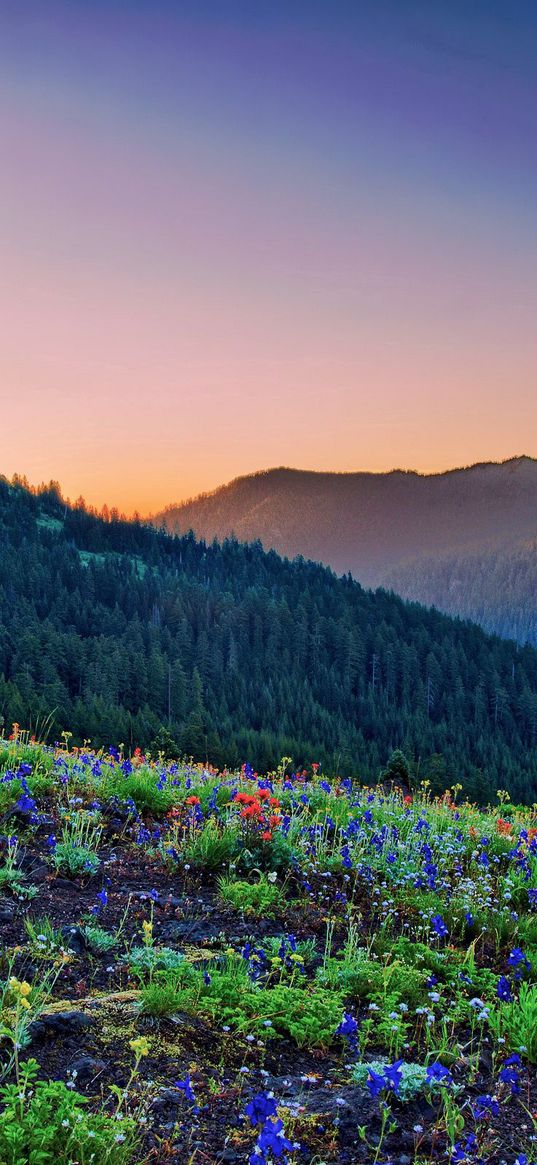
left=129, top=1036, right=150, bottom=1057
left=18, top=981, right=32, bottom=997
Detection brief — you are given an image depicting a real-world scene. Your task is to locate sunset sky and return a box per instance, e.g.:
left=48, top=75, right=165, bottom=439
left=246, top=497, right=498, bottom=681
left=1, top=1, right=537, bottom=514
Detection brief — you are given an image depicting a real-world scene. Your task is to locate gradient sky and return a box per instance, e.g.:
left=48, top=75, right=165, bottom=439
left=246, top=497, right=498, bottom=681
left=1, top=1, right=537, bottom=513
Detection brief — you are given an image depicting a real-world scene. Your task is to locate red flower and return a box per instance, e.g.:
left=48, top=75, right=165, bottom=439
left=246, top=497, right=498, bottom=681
left=240, top=803, right=262, bottom=820
left=261, top=831, right=273, bottom=841
left=185, top=795, right=201, bottom=806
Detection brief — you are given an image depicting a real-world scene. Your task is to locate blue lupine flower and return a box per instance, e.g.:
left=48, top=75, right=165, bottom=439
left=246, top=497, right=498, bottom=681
left=472, top=1094, right=499, bottom=1120
left=383, top=1060, right=403, bottom=1093
left=245, top=1093, right=278, bottom=1126
left=256, top=1117, right=292, bottom=1157
left=497, top=975, right=512, bottom=1001
left=431, top=914, right=448, bottom=938
left=499, top=1054, right=521, bottom=1094
left=507, top=947, right=532, bottom=977
left=425, top=1062, right=453, bottom=1087
left=174, top=1076, right=197, bottom=1106
left=366, top=1067, right=387, bottom=1098
left=336, top=1012, right=358, bottom=1040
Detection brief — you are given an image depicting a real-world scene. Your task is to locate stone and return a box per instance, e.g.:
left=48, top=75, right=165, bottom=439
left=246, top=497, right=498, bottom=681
left=69, top=1054, right=106, bottom=1080
left=29, top=1010, right=94, bottom=1042
left=60, top=924, right=88, bottom=954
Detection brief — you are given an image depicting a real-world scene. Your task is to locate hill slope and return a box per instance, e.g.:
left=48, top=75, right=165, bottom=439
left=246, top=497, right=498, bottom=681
left=157, top=458, right=537, bottom=643
left=3, top=475, right=537, bottom=800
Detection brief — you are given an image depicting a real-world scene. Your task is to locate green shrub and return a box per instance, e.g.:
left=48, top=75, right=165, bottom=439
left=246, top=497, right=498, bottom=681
left=488, top=981, right=537, bottom=1062
left=178, top=818, right=240, bottom=870
left=126, top=945, right=185, bottom=979
left=218, top=874, right=283, bottom=916
left=0, top=1059, right=138, bottom=1164
left=51, top=812, right=102, bottom=878
left=83, top=924, right=117, bottom=954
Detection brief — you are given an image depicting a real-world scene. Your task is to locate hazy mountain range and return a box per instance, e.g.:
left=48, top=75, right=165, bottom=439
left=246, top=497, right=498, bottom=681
left=157, top=456, right=537, bottom=647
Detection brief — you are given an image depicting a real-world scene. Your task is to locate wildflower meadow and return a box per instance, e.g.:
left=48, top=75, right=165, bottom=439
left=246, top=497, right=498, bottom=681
left=0, top=731, right=536, bottom=1164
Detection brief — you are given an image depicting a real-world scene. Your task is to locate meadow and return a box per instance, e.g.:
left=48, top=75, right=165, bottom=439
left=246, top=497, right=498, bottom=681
left=0, top=731, right=536, bottom=1165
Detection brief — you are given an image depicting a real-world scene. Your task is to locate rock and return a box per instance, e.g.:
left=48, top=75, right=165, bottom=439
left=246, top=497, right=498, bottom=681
left=60, top=925, right=88, bottom=954
left=161, top=919, right=221, bottom=943
left=29, top=1010, right=94, bottom=1042
left=151, top=1089, right=183, bottom=1111
left=0, top=899, right=15, bottom=922
left=69, top=1054, right=106, bottom=1080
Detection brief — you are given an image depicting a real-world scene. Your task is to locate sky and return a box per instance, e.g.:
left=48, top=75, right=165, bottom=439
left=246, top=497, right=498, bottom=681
left=1, top=1, right=537, bottom=514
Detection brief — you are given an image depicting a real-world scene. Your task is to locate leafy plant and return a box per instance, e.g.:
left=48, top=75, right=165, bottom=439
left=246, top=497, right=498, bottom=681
left=51, top=811, right=102, bottom=877
left=83, top=924, right=117, bottom=954
left=0, top=1059, right=139, bottom=1164
left=488, top=981, right=537, bottom=1062
left=125, top=945, right=185, bottom=980
left=218, top=873, right=283, bottom=916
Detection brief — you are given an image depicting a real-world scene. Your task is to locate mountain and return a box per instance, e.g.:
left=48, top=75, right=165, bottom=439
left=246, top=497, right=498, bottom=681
left=157, top=457, right=537, bottom=644
left=2, top=474, right=537, bottom=802
left=386, top=540, right=537, bottom=648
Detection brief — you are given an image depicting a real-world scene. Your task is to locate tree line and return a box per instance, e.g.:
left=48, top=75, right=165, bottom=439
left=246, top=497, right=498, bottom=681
left=1, top=476, right=537, bottom=802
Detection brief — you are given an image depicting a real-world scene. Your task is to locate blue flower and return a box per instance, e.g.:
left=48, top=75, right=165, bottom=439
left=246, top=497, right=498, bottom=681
left=497, top=975, right=512, bottom=1001
left=431, top=914, right=448, bottom=938
left=245, top=1093, right=278, bottom=1126
left=383, top=1060, right=403, bottom=1093
left=472, top=1094, right=499, bottom=1120
left=425, top=1062, right=453, bottom=1087
left=256, top=1117, right=292, bottom=1158
left=174, top=1076, right=197, bottom=1107
left=499, top=1054, right=521, bottom=1094
left=336, top=1012, right=358, bottom=1040
left=366, top=1067, right=387, bottom=1098
left=507, top=947, right=531, bottom=977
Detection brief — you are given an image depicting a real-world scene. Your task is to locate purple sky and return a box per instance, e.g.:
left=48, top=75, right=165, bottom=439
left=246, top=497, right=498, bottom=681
left=1, top=1, right=536, bottom=512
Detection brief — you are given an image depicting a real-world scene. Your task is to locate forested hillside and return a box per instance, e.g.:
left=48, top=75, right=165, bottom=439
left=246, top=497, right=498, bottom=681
left=386, top=542, right=537, bottom=647
left=2, top=476, right=537, bottom=801
left=157, top=458, right=537, bottom=646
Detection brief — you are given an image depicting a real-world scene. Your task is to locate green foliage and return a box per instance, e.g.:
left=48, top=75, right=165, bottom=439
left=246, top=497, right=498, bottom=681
left=125, top=945, right=185, bottom=979
left=24, top=917, right=65, bottom=956
left=0, top=1059, right=138, bottom=1165
left=105, top=769, right=178, bottom=815
left=218, top=874, right=283, bottom=917
left=51, top=812, right=102, bottom=878
left=178, top=818, right=239, bottom=870
left=141, top=960, right=344, bottom=1048
left=488, top=982, right=537, bottom=1062
left=83, top=924, right=117, bottom=954
left=318, top=951, right=428, bottom=1009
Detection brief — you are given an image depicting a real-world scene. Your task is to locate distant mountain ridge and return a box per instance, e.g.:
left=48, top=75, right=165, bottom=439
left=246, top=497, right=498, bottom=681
left=156, top=457, right=537, bottom=644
